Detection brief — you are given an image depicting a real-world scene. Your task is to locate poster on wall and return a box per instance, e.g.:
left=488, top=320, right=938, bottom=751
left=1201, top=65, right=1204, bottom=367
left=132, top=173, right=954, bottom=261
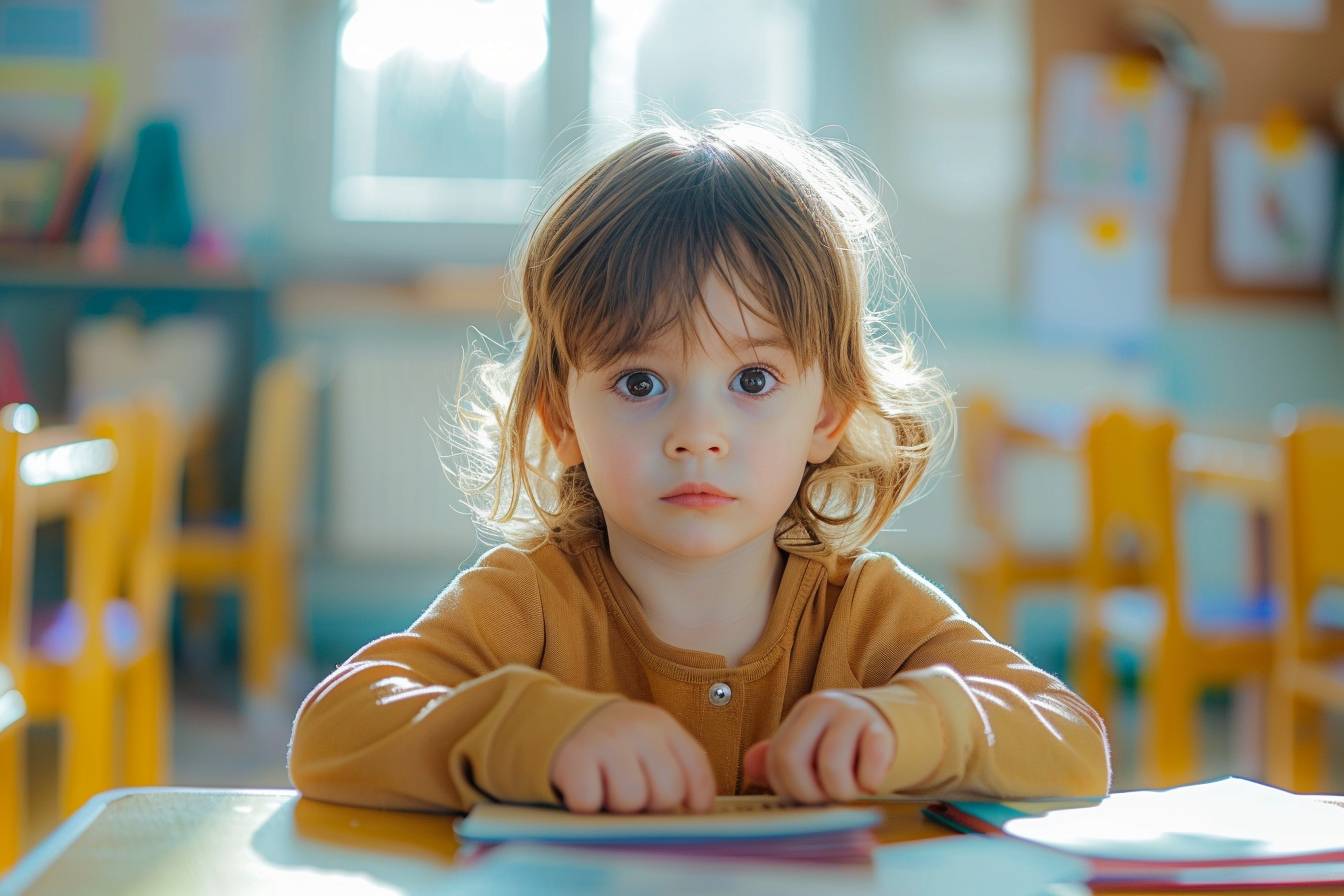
left=1042, top=54, right=1188, bottom=219
left=1212, top=0, right=1326, bottom=30
left=1024, top=205, right=1165, bottom=352
left=1213, top=118, right=1334, bottom=288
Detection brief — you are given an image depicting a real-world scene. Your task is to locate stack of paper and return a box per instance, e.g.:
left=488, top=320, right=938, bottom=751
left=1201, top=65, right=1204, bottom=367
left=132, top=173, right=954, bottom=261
left=926, top=777, right=1344, bottom=890
left=455, top=796, right=883, bottom=866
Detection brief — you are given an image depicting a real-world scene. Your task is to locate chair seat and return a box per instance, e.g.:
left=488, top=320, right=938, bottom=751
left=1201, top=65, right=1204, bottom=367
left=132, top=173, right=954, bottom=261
left=175, top=526, right=248, bottom=588
left=30, top=599, right=144, bottom=666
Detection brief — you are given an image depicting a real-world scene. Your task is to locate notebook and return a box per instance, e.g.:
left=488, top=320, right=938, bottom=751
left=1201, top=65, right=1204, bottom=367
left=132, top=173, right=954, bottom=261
left=456, top=795, right=883, bottom=844
left=926, top=777, right=1344, bottom=890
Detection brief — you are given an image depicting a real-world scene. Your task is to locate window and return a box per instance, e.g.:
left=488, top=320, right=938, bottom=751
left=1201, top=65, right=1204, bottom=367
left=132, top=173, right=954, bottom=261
left=588, top=0, right=812, bottom=148
left=328, top=0, right=814, bottom=226
left=332, top=0, right=550, bottom=223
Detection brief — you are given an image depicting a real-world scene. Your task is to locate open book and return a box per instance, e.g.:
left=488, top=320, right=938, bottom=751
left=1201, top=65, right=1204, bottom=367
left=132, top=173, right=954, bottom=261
left=456, top=795, right=883, bottom=844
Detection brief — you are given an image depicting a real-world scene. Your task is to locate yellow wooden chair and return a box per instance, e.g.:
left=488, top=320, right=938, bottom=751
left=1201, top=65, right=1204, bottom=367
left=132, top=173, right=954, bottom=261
left=0, top=662, right=25, bottom=871
left=1267, top=409, right=1344, bottom=793
left=175, top=356, right=315, bottom=706
left=12, top=397, right=182, bottom=817
left=957, top=395, right=1079, bottom=643
left=0, top=402, right=36, bottom=869
left=1074, top=409, right=1276, bottom=787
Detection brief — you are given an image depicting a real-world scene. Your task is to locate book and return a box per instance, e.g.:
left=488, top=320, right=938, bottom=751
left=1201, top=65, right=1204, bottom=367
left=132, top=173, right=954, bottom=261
left=456, top=795, right=883, bottom=845
left=926, top=777, right=1344, bottom=890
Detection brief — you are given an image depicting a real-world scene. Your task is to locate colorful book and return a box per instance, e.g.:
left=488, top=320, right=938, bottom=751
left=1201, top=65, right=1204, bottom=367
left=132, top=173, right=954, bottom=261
left=457, top=796, right=882, bottom=844
left=926, top=777, right=1344, bottom=890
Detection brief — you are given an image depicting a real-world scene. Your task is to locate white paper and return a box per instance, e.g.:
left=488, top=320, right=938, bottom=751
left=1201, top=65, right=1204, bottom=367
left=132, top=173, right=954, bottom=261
left=1003, top=777, right=1344, bottom=863
left=1024, top=206, right=1165, bottom=351
left=1042, top=54, right=1188, bottom=218
left=1213, top=0, right=1326, bottom=29
left=1214, top=124, right=1334, bottom=287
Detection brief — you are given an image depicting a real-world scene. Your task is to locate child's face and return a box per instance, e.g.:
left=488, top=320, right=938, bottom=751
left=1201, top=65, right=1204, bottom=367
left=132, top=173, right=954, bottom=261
left=549, top=272, right=849, bottom=559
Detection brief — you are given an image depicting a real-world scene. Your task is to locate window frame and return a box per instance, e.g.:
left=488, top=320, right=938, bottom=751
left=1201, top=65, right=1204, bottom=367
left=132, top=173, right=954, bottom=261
left=277, top=0, right=593, bottom=271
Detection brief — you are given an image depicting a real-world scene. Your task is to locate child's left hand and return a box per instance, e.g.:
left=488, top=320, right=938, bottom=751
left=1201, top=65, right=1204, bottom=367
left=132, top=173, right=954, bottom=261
left=742, top=691, right=894, bottom=804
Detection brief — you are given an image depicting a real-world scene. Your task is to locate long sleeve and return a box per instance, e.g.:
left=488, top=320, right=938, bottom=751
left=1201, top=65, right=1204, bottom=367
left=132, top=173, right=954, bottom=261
left=842, top=554, right=1111, bottom=799
left=287, top=545, right=622, bottom=812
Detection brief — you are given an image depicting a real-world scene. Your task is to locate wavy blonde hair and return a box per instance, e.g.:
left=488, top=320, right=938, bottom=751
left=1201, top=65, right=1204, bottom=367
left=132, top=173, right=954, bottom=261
left=446, top=110, right=955, bottom=558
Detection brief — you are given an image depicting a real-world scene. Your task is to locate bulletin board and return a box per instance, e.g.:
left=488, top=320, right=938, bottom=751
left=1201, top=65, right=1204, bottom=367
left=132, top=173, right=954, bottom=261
left=1029, top=0, right=1344, bottom=305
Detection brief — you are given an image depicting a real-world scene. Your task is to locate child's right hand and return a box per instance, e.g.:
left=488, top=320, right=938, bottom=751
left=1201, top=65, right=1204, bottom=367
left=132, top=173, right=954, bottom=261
left=550, top=701, right=716, bottom=814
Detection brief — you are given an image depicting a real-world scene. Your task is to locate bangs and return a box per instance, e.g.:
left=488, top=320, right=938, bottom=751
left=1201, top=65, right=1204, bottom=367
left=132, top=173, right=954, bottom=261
left=530, top=132, right=854, bottom=376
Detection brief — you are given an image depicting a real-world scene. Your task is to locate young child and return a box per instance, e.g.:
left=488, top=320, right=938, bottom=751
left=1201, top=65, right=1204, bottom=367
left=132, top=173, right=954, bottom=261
left=288, top=113, right=1111, bottom=815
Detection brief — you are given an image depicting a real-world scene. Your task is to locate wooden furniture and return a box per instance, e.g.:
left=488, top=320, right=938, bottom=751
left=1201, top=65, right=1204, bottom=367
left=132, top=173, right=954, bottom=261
left=1268, top=410, right=1344, bottom=793
left=174, top=356, right=315, bottom=706
left=956, top=395, right=1079, bottom=643
left=6, top=398, right=182, bottom=818
left=0, top=402, right=35, bottom=871
left=1074, top=409, right=1281, bottom=787
left=0, top=664, right=25, bottom=872
left=2, top=787, right=1339, bottom=895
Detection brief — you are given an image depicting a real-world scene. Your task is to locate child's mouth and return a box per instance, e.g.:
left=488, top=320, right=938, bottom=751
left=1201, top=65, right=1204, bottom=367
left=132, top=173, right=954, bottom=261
left=660, top=493, right=736, bottom=508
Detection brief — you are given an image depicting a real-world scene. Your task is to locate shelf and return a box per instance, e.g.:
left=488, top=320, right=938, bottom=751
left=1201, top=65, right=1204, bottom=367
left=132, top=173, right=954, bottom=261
left=0, top=244, right=263, bottom=292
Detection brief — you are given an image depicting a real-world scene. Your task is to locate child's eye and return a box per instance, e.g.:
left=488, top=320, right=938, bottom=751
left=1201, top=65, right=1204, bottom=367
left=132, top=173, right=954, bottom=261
left=613, top=370, right=665, bottom=401
left=732, top=366, right=780, bottom=397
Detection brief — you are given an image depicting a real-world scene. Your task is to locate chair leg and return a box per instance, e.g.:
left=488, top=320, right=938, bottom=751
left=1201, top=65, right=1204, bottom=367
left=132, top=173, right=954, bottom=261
left=0, top=729, right=24, bottom=872
left=60, top=662, right=116, bottom=817
left=1145, top=653, right=1198, bottom=788
left=973, top=563, right=1015, bottom=645
left=1266, top=681, right=1294, bottom=789
left=1230, top=680, right=1264, bottom=779
left=122, top=647, right=171, bottom=787
left=1073, top=631, right=1114, bottom=735
left=243, top=547, right=299, bottom=702
left=1287, top=698, right=1327, bottom=794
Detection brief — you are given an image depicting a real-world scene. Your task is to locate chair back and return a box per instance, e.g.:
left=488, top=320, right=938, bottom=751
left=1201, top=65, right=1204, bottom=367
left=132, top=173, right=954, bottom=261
left=121, top=398, right=184, bottom=642
left=962, top=395, right=1010, bottom=548
left=0, top=405, right=36, bottom=679
left=1082, top=409, right=1183, bottom=635
left=1278, top=410, right=1344, bottom=654
left=243, top=357, right=315, bottom=547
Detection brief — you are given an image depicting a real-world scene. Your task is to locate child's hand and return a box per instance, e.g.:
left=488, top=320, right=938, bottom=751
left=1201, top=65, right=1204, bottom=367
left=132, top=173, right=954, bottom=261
left=550, top=700, right=717, bottom=814
left=743, top=691, right=894, bottom=804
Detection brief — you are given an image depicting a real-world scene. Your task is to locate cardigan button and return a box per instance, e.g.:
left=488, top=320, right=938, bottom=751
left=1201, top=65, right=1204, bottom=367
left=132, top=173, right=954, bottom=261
left=708, top=682, right=733, bottom=707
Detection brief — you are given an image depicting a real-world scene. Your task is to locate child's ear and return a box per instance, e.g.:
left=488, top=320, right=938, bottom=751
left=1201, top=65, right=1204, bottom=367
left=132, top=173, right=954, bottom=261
left=808, top=396, right=853, bottom=465
left=538, top=401, right=583, bottom=467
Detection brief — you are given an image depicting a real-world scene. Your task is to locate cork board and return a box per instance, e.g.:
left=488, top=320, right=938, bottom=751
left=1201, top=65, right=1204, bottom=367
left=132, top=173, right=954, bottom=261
left=1029, top=0, right=1344, bottom=305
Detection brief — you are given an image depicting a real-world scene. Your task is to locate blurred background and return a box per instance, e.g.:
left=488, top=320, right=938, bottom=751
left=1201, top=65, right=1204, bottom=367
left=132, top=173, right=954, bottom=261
left=2, top=0, right=1343, bottom=866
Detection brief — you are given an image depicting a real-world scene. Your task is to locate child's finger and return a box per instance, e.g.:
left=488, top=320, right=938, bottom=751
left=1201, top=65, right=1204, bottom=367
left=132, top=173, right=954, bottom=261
left=557, top=757, right=603, bottom=813
left=742, top=740, right=770, bottom=787
left=767, top=709, right=831, bottom=804
left=856, top=719, right=895, bottom=794
left=669, top=732, right=716, bottom=813
left=815, top=713, right=867, bottom=802
left=601, top=751, right=649, bottom=813
left=640, top=747, right=686, bottom=813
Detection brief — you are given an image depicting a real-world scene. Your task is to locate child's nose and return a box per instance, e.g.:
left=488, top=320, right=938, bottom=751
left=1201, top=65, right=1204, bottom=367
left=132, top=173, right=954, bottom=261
left=665, top=430, right=726, bottom=458
left=663, top=398, right=728, bottom=459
